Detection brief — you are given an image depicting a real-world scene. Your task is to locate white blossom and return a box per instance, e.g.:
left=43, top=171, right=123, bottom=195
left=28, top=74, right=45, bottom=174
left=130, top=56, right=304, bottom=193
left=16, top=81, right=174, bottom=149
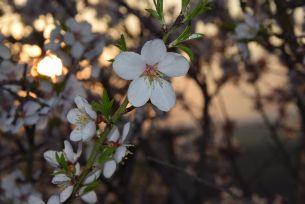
left=113, top=39, right=190, bottom=111
left=67, top=96, right=97, bottom=142
left=103, top=122, right=131, bottom=178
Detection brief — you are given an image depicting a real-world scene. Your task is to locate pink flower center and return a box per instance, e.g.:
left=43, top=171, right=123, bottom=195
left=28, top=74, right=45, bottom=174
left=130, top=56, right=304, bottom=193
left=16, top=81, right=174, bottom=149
left=144, top=64, right=158, bottom=79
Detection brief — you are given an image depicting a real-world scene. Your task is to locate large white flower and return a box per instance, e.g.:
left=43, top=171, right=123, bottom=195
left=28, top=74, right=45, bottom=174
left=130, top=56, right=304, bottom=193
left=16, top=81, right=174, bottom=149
left=67, top=96, right=97, bottom=142
left=103, top=122, right=130, bottom=178
left=113, top=39, right=189, bottom=111
left=235, top=14, right=259, bottom=40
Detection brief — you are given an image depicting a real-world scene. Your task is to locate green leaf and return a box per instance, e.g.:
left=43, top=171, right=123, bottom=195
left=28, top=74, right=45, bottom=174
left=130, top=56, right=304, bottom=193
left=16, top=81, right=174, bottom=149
left=156, top=0, right=164, bottom=22
left=83, top=181, right=98, bottom=193
left=175, top=44, right=194, bottom=61
left=97, top=146, right=116, bottom=164
left=149, top=0, right=164, bottom=24
left=55, top=152, right=68, bottom=172
left=145, top=9, right=162, bottom=21
left=181, top=0, right=191, bottom=12
left=183, top=0, right=210, bottom=23
left=115, top=34, right=127, bottom=51
left=92, top=89, right=114, bottom=121
left=169, top=24, right=191, bottom=47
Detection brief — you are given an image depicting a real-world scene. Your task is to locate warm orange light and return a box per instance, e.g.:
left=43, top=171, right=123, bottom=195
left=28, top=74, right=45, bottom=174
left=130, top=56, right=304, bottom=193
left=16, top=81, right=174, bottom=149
left=37, top=54, right=63, bottom=78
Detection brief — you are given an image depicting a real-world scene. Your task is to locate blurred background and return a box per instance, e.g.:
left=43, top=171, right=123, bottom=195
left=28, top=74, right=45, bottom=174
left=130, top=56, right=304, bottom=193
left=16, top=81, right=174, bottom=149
left=0, top=0, right=305, bottom=203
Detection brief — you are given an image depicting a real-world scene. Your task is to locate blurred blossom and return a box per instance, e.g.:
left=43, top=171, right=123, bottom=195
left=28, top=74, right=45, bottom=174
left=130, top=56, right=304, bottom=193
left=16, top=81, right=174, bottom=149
left=0, top=170, right=41, bottom=203
left=37, top=54, right=63, bottom=78
left=234, top=13, right=260, bottom=40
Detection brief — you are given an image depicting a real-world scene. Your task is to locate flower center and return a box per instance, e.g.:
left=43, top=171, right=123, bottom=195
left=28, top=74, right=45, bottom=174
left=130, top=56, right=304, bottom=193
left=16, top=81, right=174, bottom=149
left=77, top=112, right=90, bottom=126
left=144, top=64, right=161, bottom=82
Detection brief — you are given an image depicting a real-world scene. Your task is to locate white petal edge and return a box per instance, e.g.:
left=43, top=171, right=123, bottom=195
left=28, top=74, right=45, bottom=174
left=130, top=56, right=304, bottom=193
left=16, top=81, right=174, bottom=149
left=74, top=95, right=87, bottom=110
left=141, top=39, right=166, bottom=65
left=83, top=169, right=102, bottom=185
left=60, top=185, right=74, bottom=203
left=70, top=128, right=82, bottom=142
left=107, top=126, right=120, bottom=142
left=28, top=195, right=45, bottom=204
left=127, top=77, right=151, bottom=107
left=47, top=195, right=60, bottom=204
left=114, top=146, right=127, bottom=163
left=52, top=174, right=70, bottom=185
left=63, top=140, right=75, bottom=163
left=67, top=108, right=81, bottom=124
left=81, top=191, right=97, bottom=204
left=121, top=122, right=130, bottom=143
left=43, top=150, right=59, bottom=167
left=150, top=78, right=176, bottom=112
left=103, top=160, right=116, bottom=178
left=158, top=52, right=189, bottom=77
left=113, top=52, right=146, bottom=80
left=82, top=121, right=96, bottom=141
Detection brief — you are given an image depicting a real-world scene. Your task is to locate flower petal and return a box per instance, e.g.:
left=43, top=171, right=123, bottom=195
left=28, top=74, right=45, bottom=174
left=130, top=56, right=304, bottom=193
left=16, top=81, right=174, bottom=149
left=0, top=44, right=11, bottom=59
left=74, top=95, right=87, bottom=109
left=24, top=115, right=40, bottom=126
left=127, top=77, right=151, bottom=107
left=28, top=195, right=45, bottom=204
left=47, top=194, right=60, bottom=204
left=71, top=42, right=85, bottom=59
left=83, top=169, right=102, bottom=185
left=81, top=191, right=97, bottom=203
left=75, top=162, right=81, bottom=176
left=141, top=39, right=166, bottom=65
left=67, top=108, right=81, bottom=124
left=113, top=52, right=146, bottom=80
left=82, top=121, right=96, bottom=141
left=60, top=185, right=74, bottom=202
left=52, top=174, right=70, bottom=185
left=63, top=140, right=75, bottom=163
left=64, top=32, right=75, bottom=46
left=107, top=126, right=120, bottom=142
left=121, top=122, right=130, bottom=143
left=43, top=150, right=59, bottom=167
left=150, top=78, right=176, bottom=112
left=66, top=18, right=80, bottom=32
left=103, top=160, right=116, bottom=178
left=114, top=146, right=127, bottom=163
left=84, top=103, right=97, bottom=120
left=70, top=128, right=82, bottom=142
left=158, top=52, right=189, bottom=77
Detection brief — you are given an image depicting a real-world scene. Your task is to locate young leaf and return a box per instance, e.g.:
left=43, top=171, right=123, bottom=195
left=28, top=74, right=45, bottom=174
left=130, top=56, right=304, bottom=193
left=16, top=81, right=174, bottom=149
left=83, top=181, right=98, bottom=193
left=156, top=0, right=164, bottom=23
left=169, top=24, right=191, bottom=47
left=91, top=89, right=114, bottom=121
left=181, top=0, right=191, bottom=13
left=183, top=0, right=210, bottom=23
left=97, top=146, right=116, bottom=164
left=146, top=9, right=162, bottom=21
left=175, top=44, right=194, bottom=61
left=55, top=152, right=68, bottom=172
left=115, top=34, right=127, bottom=51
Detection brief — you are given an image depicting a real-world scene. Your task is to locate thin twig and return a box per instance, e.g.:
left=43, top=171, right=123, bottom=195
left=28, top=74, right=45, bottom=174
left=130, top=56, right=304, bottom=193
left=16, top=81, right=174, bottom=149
left=146, top=156, right=242, bottom=199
